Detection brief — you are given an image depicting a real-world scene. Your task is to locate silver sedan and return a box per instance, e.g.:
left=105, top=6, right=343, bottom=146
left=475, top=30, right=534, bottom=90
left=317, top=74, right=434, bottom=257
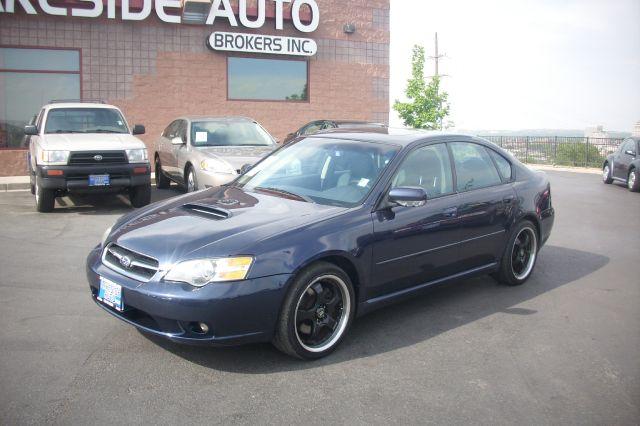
left=154, top=116, right=277, bottom=192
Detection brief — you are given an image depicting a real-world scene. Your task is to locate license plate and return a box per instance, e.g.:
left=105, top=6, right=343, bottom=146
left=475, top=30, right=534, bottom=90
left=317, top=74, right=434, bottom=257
left=89, top=174, right=110, bottom=186
left=97, top=276, right=123, bottom=311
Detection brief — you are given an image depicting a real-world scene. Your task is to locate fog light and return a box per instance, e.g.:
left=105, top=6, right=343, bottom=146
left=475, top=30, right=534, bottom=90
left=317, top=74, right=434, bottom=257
left=198, top=322, right=209, bottom=334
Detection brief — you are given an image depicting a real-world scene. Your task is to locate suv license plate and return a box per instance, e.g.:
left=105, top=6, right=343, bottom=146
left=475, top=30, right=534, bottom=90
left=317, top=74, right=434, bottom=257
left=97, top=276, right=123, bottom=311
left=89, top=174, right=110, bottom=186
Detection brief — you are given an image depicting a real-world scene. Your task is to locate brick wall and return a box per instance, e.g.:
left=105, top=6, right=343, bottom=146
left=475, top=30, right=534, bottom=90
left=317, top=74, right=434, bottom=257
left=0, top=0, right=390, bottom=176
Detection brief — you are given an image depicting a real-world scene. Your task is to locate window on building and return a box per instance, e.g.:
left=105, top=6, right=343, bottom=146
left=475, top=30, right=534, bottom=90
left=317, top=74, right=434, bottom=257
left=228, top=57, right=308, bottom=101
left=0, top=47, right=80, bottom=149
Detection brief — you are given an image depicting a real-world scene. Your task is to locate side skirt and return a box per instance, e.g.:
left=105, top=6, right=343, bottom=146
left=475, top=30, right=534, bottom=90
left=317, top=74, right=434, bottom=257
left=357, top=262, right=498, bottom=316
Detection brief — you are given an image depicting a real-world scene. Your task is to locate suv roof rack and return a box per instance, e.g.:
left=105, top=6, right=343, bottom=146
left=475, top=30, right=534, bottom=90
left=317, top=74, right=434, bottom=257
left=48, top=99, right=106, bottom=104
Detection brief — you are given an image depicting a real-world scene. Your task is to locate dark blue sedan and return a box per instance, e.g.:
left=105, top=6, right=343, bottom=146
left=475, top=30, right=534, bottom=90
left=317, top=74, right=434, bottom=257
left=87, top=129, right=554, bottom=359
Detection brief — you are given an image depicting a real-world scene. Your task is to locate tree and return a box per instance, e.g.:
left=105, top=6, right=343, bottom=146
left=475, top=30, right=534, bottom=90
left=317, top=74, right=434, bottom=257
left=394, top=45, right=451, bottom=130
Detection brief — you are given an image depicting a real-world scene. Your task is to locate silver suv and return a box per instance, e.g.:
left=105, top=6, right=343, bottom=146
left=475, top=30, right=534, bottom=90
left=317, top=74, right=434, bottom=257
left=26, top=101, right=151, bottom=212
left=154, top=116, right=277, bottom=192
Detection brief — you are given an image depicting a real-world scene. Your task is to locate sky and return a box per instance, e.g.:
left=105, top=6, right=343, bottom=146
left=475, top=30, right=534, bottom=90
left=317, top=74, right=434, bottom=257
left=389, top=0, right=640, bottom=132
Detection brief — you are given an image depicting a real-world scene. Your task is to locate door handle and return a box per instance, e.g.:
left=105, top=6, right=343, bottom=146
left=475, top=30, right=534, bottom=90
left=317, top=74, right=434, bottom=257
left=442, top=207, right=458, bottom=218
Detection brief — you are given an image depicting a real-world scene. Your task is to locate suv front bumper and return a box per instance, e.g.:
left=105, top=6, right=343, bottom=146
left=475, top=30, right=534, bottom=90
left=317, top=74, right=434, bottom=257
left=37, top=163, right=150, bottom=191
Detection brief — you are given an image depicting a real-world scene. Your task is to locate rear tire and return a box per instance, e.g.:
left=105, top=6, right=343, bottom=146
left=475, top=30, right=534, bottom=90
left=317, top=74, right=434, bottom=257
left=34, top=177, right=55, bottom=213
left=129, top=184, right=151, bottom=208
left=155, top=157, right=170, bottom=189
left=273, top=262, right=355, bottom=360
left=495, top=220, right=538, bottom=286
left=602, top=163, right=613, bottom=184
left=628, top=169, right=639, bottom=192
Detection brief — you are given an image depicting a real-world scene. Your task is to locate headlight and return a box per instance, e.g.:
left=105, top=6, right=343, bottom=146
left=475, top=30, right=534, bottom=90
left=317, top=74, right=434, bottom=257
left=200, top=158, right=236, bottom=175
left=40, top=150, right=69, bottom=165
left=164, top=257, right=254, bottom=287
left=101, top=225, right=113, bottom=247
left=126, top=149, right=148, bottom=163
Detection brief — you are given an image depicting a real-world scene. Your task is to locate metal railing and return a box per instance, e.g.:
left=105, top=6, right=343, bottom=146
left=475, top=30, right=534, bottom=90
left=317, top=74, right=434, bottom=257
left=480, top=136, right=623, bottom=168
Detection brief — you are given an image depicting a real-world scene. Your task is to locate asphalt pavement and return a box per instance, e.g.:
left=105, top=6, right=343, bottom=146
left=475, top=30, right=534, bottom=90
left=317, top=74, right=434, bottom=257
left=0, top=172, right=638, bottom=425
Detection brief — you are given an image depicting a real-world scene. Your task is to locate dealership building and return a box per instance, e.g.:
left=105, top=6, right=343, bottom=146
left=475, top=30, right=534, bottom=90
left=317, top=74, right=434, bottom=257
left=0, top=0, right=390, bottom=176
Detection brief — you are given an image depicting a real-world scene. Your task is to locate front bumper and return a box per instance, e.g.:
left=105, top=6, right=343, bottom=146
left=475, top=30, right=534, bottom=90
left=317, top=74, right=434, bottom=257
left=196, top=169, right=238, bottom=189
left=86, top=246, right=291, bottom=346
left=38, top=163, right=150, bottom=192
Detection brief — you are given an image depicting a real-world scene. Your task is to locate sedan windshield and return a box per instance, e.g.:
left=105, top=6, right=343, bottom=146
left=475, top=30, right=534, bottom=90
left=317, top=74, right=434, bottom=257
left=235, top=138, right=400, bottom=207
left=44, top=108, right=129, bottom=134
left=191, top=121, right=274, bottom=147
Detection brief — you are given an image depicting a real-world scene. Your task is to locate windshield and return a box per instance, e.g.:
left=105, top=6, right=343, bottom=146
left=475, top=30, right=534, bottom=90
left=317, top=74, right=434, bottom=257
left=44, top=108, right=129, bottom=134
left=235, top=137, right=400, bottom=207
left=191, top=121, right=274, bottom=147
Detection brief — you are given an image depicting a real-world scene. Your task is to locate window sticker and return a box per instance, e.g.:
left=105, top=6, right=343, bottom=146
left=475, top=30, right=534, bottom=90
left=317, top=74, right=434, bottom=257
left=358, top=178, right=370, bottom=187
left=195, top=132, right=208, bottom=143
left=117, top=120, right=123, bottom=126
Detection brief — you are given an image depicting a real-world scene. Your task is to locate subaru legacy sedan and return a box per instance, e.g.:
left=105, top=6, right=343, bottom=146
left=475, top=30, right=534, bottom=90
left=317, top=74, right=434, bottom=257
left=154, top=116, right=277, bottom=192
left=88, top=129, right=554, bottom=359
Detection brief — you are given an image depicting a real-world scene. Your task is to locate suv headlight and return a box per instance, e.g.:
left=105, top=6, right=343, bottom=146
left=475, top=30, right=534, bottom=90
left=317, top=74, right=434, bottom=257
left=126, top=149, right=148, bottom=163
left=200, top=158, right=236, bottom=175
left=164, top=257, right=253, bottom=287
left=40, top=150, right=69, bottom=165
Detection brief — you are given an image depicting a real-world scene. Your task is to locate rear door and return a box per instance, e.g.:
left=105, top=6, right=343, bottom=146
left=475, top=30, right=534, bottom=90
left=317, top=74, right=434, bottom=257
left=370, top=143, right=462, bottom=299
left=158, top=120, right=178, bottom=175
left=449, top=142, right=516, bottom=271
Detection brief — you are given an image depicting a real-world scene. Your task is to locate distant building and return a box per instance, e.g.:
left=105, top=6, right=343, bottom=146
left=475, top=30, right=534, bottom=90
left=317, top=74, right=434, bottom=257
left=633, top=121, right=640, bottom=137
left=584, top=125, right=612, bottom=139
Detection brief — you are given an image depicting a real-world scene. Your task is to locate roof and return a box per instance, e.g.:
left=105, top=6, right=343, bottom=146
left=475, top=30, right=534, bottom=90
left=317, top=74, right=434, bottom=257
left=44, top=102, right=118, bottom=109
left=310, top=127, right=482, bottom=147
left=177, top=116, right=255, bottom=122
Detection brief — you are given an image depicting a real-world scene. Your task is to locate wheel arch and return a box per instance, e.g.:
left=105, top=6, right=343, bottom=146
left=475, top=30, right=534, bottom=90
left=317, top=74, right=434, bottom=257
left=289, top=252, right=363, bottom=303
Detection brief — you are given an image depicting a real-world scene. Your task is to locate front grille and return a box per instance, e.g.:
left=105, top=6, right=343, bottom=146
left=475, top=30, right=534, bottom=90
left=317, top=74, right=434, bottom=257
left=69, top=151, right=127, bottom=165
left=102, top=243, right=159, bottom=282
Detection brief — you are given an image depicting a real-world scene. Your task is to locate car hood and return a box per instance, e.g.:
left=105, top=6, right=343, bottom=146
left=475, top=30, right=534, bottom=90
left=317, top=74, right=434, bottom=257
left=41, top=133, right=146, bottom=151
left=198, top=146, right=275, bottom=170
left=110, top=186, right=345, bottom=266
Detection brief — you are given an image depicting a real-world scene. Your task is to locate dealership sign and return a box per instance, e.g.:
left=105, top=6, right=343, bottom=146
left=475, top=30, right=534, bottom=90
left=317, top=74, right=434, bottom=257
left=0, top=0, right=320, bottom=33
left=208, top=31, right=316, bottom=56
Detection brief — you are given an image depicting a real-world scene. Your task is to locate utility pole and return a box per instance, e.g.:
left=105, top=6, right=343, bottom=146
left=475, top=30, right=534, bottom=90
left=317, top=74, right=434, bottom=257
left=429, top=32, right=446, bottom=77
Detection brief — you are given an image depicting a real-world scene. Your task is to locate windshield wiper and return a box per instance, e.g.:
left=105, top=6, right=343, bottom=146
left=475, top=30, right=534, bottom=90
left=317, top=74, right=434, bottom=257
left=88, top=129, right=125, bottom=133
left=51, top=130, right=85, bottom=133
left=254, top=187, right=313, bottom=203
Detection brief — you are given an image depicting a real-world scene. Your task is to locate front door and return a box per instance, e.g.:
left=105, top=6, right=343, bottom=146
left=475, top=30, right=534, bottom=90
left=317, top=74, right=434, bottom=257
left=614, top=139, right=636, bottom=179
left=370, top=143, right=462, bottom=299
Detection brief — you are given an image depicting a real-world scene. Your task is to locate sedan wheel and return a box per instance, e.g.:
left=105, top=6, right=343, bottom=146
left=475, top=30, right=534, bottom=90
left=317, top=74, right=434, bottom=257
left=274, top=262, right=355, bottom=359
left=602, top=164, right=613, bottom=184
left=495, top=220, right=538, bottom=286
left=186, top=167, right=197, bottom=193
left=629, top=169, right=640, bottom=192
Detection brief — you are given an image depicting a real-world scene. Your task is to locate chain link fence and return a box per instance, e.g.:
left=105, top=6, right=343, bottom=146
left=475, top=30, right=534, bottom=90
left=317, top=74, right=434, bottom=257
left=480, top=136, right=623, bottom=168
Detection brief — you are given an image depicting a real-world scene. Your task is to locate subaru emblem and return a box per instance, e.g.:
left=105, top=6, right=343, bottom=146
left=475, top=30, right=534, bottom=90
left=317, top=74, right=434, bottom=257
left=94, top=154, right=103, bottom=161
left=120, top=255, right=132, bottom=268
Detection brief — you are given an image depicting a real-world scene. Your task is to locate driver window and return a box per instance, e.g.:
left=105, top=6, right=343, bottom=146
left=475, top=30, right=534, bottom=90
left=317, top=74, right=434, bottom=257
left=392, top=144, right=454, bottom=198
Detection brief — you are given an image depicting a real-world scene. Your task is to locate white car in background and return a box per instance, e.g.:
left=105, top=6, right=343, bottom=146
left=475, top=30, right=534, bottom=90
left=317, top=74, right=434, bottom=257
left=154, top=116, right=277, bottom=192
left=26, top=101, right=151, bottom=212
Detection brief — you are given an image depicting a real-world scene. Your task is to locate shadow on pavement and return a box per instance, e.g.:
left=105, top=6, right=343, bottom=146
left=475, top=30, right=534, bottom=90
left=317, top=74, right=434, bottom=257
left=48, top=186, right=183, bottom=215
left=143, top=245, right=609, bottom=371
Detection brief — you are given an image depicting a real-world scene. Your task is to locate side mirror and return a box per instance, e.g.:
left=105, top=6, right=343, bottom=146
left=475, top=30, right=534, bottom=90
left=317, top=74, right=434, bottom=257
left=132, top=124, right=145, bottom=135
left=625, top=150, right=636, bottom=156
left=24, top=125, right=38, bottom=136
left=388, top=187, right=427, bottom=207
left=171, top=136, right=185, bottom=145
left=240, top=163, right=253, bottom=174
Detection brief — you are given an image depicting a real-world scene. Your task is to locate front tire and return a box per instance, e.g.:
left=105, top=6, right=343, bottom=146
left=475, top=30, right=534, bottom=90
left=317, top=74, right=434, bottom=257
left=185, top=165, right=198, bottom=193
left=34, top=177, right=55, bottom=212
left=602, top=163, right=613, bottom=184
left=495, top=220, right=538, bottom=286
left=155, top=157, right=171, bottom=189
left=273, top=262, right=355, bottom=360
left=628, top=169, right=639, bottom=192
left=129, top=184, right=151, bottom=208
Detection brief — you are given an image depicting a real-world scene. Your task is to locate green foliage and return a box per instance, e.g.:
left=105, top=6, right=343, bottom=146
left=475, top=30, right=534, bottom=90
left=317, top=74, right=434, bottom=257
left=393, top=45, right=451, bottom=130
left=555, top=143, right=604, bottom=167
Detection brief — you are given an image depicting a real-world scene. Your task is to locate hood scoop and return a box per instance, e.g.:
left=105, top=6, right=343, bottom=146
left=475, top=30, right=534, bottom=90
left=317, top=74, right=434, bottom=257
left=181, top=203, right=231, bottom=220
